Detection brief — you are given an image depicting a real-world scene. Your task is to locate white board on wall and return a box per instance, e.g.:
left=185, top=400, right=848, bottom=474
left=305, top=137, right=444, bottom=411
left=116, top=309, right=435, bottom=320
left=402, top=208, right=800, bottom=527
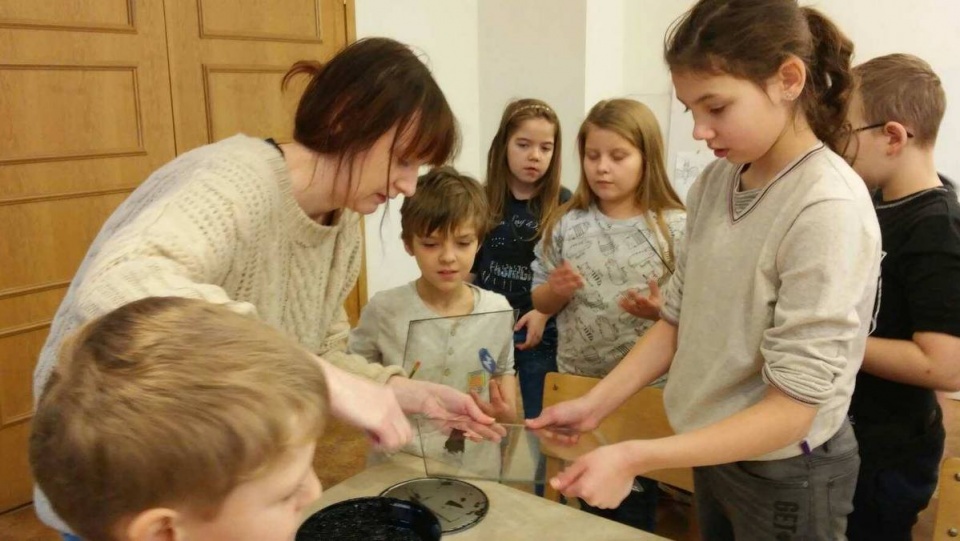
left=665, top=88, right=711, bottom=202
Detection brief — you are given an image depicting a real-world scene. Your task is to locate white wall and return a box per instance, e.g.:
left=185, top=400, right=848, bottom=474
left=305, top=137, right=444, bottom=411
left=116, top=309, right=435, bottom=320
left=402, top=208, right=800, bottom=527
left=625, top=1, right=960, bottom=195
left=818, top=0, right=960, bottom=183
left=478, top=0, right=587, bottom=192
left=357, top=0, right=960, bottom=298
left=584, top=0, right=625, bottom=111
left=355, top=0, right=480, bottom=296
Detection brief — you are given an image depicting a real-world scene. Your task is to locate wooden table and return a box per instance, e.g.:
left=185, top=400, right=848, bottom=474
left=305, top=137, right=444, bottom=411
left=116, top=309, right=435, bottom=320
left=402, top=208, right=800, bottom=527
left=303, top=453, right=668, bottom=540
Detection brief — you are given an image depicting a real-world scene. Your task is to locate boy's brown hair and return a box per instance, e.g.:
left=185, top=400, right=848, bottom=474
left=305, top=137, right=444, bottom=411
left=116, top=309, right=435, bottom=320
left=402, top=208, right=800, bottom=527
left=29, top=297, right=328, bottom=541
left=400, top=166, right=492, bottom=245
left=853, top=53, right=946, bottom=147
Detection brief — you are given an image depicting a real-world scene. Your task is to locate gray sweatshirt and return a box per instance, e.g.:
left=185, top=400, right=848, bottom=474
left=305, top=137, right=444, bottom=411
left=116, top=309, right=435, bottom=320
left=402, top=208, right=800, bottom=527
left=660, top=143, right=881, bottom=460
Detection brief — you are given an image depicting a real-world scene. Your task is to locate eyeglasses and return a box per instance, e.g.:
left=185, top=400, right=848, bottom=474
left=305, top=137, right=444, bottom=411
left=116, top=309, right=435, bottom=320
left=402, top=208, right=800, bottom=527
left=840, top=122, right=915, bottom=165
left=850, top=122, right=915, bottom=138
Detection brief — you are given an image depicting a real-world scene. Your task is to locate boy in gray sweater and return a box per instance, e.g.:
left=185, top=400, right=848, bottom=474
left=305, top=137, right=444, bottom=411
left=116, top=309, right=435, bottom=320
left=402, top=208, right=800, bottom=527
left=350, top=167, right=518, bottom=424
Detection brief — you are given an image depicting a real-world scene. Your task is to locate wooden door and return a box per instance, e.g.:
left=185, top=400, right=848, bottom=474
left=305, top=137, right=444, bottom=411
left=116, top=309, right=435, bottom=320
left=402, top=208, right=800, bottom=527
left=162, top=0, right=365, bottom=325
left=0, top=0, right=177, bottom=511
left=0, top=0, right=362, bottom=513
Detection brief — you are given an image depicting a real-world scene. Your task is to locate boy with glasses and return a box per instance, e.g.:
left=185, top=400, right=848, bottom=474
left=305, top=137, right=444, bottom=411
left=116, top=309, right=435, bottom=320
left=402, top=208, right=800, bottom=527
left=843, top=53, right=960, bottom=540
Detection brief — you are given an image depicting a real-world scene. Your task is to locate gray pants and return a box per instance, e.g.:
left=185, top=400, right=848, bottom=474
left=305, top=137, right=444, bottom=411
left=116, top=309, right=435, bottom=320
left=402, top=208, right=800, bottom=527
left=694, top=420, right=859, bottom=541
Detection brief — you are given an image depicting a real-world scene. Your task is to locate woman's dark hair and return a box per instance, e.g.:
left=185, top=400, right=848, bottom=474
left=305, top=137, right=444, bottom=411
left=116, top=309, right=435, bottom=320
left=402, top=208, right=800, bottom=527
left=665, top=0, right=855, bottom=152
left=282, top=37, right=460, bottom=169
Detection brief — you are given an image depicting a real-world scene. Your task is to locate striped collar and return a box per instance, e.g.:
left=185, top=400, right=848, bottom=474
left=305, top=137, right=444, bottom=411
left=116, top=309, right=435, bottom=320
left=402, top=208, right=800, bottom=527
left=728, top=142, right=826, bottom=223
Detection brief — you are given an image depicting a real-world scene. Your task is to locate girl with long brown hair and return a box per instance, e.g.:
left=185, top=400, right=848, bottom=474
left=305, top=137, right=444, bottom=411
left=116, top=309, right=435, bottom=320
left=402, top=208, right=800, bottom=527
left=472, top=99, right=570, bottom=422
left=531, top=2, right=881, bottom=539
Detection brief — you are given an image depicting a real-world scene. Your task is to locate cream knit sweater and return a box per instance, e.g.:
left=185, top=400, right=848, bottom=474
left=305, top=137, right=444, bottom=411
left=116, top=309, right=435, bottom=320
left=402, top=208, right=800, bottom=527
left=32, top=134, right=403, bottom=532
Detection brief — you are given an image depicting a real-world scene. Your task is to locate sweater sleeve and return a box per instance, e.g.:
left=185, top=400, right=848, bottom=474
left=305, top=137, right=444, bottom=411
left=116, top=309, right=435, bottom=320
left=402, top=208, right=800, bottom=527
left=348, top=296, right=385, bottom=366
left=531, top=216, right=564, bottom=288
left=522, top=189, right=572, bottom=308
left=760, top=199, right=880, bottom=405
left=661, top=179, right=705, bottom=325
left=76, top=175, right=261, bottom=318
left=322, top=306, right=405, bottom=384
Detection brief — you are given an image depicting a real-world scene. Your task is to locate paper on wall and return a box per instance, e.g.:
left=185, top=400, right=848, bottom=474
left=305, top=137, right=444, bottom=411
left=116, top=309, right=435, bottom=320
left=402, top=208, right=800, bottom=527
left=672, top=150, right=716, bottom=201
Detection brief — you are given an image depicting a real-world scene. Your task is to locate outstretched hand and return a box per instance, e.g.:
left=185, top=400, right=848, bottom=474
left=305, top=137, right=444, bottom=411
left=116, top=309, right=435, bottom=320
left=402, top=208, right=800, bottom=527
left=470, top=378, right=517, bottom=423
left=547, top=260, right=585, bottom=299
left=525, top=396, right=600, bottom=445
left=319, top=360, right=412, bottom=451
left=550, top=443, right=638, bottom=509
left=618, top=278, right=663, bottom=321
left=515, top=309, right=549, bottom=350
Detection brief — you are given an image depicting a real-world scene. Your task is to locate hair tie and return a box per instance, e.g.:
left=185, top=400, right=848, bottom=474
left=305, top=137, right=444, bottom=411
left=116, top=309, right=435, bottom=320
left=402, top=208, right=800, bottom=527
left=510, top=103, right=554, bottom=119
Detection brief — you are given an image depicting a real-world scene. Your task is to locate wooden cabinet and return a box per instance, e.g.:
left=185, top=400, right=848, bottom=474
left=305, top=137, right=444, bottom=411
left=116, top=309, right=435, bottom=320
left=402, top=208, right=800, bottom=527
left=0, top=0, right=359, bottom=512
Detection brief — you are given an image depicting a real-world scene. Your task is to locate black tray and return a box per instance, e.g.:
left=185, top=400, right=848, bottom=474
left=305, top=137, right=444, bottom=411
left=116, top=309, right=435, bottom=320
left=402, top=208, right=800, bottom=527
left=297, top=496, right=442, bottom=541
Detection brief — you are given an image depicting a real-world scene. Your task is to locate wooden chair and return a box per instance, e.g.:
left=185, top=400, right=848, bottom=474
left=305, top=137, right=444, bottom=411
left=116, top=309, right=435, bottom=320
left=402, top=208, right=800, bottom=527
left=539, top=372, right=695, bottom=502
left=933, top=457, right=960, bottom=540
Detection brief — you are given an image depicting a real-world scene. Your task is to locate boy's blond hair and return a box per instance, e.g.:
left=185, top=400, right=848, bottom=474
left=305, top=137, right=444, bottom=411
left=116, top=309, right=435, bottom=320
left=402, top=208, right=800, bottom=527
left=854, top=53, right=946, bottom=147
left=400, top=166, right=492, bottom=245
left=29, top=297, right=328, bottom=541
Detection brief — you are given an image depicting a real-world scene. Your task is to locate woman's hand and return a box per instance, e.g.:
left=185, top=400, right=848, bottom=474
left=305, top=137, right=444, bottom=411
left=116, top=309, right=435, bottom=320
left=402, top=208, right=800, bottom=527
left=547, top=260, right=585, bottom=300
left=319, top=360, right=412, bottom=451
left=618, top=278, right=663, bottom=321
left=515, top=309, right=549, bottom=350
left=389, top=377, right=507, bottom=441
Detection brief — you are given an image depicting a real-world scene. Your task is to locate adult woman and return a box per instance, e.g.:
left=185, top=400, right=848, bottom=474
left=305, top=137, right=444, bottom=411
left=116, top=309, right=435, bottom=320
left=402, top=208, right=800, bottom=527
left=33, top=37, right=496, bottom=538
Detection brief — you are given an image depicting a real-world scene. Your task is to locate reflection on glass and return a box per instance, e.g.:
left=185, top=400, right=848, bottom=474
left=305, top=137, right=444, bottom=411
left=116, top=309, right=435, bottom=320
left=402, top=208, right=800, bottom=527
left=412, top=419, right=615, bottom=483
left=403, top=309, right=516, bottom=402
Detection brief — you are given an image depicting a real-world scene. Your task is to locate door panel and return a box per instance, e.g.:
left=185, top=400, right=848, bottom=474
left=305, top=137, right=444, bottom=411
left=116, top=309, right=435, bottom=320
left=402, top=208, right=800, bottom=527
left=0, top=0, right=175, bottom=512
left=0, top=0, right=134, bottom=32
left=164, top=0, right=348, bottom=152
left=164, top=0, right=364, bottom=325
left=0, top=0, right=362, bottom=513
left=198, top=0, right=326, bottom=42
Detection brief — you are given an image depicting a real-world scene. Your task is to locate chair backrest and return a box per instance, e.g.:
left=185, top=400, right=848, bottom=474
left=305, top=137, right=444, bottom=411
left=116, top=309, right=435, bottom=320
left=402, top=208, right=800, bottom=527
left=934, top=457, right=960, bottom=540
left=541, top=372, right=695, bottom=493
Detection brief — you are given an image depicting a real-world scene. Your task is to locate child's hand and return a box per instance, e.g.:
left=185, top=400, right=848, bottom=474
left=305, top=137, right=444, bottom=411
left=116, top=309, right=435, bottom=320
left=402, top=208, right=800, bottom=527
left=515, top=309, right=549, bottom=350
left=551, top=442, right=638, bottom=509
left=547, top=260, right=585, bottom=299
left=618, top=278, right=662, bottom=321
left=470, top=379, right=517, bottom=423
left=525, top=396, right=600, bottom=444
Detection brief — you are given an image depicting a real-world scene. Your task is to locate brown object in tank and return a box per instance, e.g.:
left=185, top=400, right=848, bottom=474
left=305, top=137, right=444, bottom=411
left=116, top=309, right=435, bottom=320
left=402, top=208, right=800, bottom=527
left=444, top=429, right=466, bottom=454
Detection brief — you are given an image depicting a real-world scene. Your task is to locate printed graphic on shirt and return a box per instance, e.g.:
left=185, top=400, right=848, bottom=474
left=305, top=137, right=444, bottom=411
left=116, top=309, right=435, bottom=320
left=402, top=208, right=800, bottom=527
left=478, top=213, right=540, bottom=294
left=402, top=309, right=515, bottom=399
left=868, top=250, right=886, bottom=336
left=536, top=208, right=685, bottom=377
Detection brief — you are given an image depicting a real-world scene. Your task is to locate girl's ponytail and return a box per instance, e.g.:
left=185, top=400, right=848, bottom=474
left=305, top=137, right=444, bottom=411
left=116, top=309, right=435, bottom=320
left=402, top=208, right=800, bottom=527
left=665, top=1, right=855, bottom=153
left=801, top=7, right=855, bottom=153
